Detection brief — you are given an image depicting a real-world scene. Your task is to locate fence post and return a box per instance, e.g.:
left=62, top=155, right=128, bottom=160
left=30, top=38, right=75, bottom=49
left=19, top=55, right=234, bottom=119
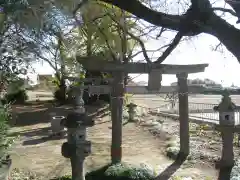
left=176, top=73, right=189, bottom=158
left=126, top=103, right=137, bottom=122
left=61, top=89, right=94, bottom=180
left=214, top=91, right=236, bottom=169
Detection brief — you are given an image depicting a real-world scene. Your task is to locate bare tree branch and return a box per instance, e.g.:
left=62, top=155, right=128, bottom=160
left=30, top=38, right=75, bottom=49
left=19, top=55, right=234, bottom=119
left=125, top=30, right=152, bottom=64
left=129, top=44, right=171, bottom=59
left=214, top=42, right=222, bottom=51
left=100, top=0, right=184, bottom=31
left=97, top=26, right=117, bottom=61
left=100, top=0, right=240, bottom=61
left=106, top=14, right=152, bottom=64
left=213, top=7, right=237, bottom=17
left=156, top=27, right=166, bottom=39
left=154, top=32, right=183, bottom=64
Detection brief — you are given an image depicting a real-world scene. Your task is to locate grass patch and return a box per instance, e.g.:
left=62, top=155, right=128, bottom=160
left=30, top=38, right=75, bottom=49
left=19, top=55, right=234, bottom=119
left=51, top=163, right=155, bottom=180
left=0, top=104, right=11, bottom=157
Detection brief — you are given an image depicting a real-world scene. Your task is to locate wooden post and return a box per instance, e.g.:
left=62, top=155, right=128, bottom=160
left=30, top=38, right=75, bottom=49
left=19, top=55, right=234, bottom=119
left=177, top=73, right=189, bottom=157
left=111, top=72, right=124, bottom=164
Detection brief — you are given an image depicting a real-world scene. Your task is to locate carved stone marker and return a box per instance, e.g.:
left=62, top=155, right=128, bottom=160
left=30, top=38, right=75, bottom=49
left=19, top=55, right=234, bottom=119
left=50, top=116, right=65, bottom=136
left=214, top=90, right=236, bottom=168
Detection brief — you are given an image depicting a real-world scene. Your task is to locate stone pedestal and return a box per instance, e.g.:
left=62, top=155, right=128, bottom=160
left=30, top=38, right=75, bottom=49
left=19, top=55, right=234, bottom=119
left=221, top=129, right=234, bottom=167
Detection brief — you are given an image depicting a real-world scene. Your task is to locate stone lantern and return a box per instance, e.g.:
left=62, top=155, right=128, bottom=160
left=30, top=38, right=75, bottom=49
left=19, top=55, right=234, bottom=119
left=126, top=103, right=137, bottom=122
left=61, top=90, right=94, bottom=180
left=214, top=90, right=236, bottom=125
left=214, top=90, right=236, bottom=168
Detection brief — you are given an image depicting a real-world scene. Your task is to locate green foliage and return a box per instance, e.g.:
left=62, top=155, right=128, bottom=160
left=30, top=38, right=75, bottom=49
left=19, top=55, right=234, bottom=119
left=52, top=79, right=60, bottom=87
left=231, top=160, right=240, bottom=179
left=166, top=146, right=180, bottom=160
left=124, top=93, right=133, bottom=105
left=3, top=89, right=28, bottom=104
left=103, top=163, right=155, bottom=180
left=0, top=104, right=10, bottom=156
left=72, top=72, right=85, bottom=86
left=72, top=0, right=139, bottom=58
left=54, top=89, right=65, bottom=102
left=52, top=76, right=61, bottom=87
left=51, top=175, right=71, bottom=180
left=52, top=163, right=155, bottom=180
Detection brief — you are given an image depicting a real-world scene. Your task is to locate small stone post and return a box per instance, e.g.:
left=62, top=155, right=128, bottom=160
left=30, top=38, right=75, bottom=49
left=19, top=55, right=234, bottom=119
left=61, top=89, right=94, bottom=180
left=177, top=73, right=189, bottom=158
left=214, top=91, right=236, bottom=168
left=126, top=103, right=137, bottom=122
left=50, top=116, right=65, bottom=136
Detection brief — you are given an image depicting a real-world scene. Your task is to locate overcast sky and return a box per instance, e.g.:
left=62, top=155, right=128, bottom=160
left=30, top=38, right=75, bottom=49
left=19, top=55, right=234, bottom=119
left=30, top=0, right=240, bottom=87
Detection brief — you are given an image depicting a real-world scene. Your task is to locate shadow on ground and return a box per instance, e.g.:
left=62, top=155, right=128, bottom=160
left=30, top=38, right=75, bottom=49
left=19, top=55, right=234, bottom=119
left=9, top=127, right=52, bottom=137
left=155, top=156, right=186, bottom=180
left=86, top=104, right=110, bottom=119
left=9, top=126, right=66, bottom=145
left=155, top=157, right=233, bottom=180
left=22, top=133, right=67, bottom=146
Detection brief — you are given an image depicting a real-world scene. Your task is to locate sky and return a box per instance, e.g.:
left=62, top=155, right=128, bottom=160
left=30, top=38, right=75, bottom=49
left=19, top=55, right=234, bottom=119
left=29, top=0, right=240, bottom=87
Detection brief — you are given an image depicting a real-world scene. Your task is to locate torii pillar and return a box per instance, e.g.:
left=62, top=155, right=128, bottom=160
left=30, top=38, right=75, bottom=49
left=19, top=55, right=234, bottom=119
left=177, top=73, right=189, bottom=158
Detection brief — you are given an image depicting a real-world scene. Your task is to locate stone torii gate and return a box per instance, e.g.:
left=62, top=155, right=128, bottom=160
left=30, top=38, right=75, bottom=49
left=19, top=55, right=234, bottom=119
left=74, top=56, right=208, bottom=162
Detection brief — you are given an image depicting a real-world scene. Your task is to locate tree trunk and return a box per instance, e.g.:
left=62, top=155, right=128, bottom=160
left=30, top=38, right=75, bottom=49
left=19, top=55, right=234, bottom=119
left=57, top=32, right=67, bottom=102
left=206, top=13, right=240, bottom=61
left=59, top=76, right=66, bottom=102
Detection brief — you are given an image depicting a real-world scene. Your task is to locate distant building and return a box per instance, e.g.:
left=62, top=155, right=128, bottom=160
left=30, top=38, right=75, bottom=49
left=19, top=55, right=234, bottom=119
left=37, top=74, right=54, bottom=89
left=127, top=81, right=138, bottom=86
left=137, top=81, right=148, bottom=86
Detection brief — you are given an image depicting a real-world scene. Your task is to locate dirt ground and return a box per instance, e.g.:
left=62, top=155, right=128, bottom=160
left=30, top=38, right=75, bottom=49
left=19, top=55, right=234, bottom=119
left=7, top=102, right=219, bottom=180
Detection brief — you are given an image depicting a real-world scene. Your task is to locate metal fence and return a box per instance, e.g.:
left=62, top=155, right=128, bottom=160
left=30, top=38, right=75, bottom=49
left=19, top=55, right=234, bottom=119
left=132, top=95, right=240, bottom=125
left=158, top=101, right=240, bottom=125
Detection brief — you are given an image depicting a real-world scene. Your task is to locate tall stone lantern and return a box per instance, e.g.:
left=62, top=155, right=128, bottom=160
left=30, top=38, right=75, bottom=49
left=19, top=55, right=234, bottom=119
left=214, top=90, right=236, bottom=168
